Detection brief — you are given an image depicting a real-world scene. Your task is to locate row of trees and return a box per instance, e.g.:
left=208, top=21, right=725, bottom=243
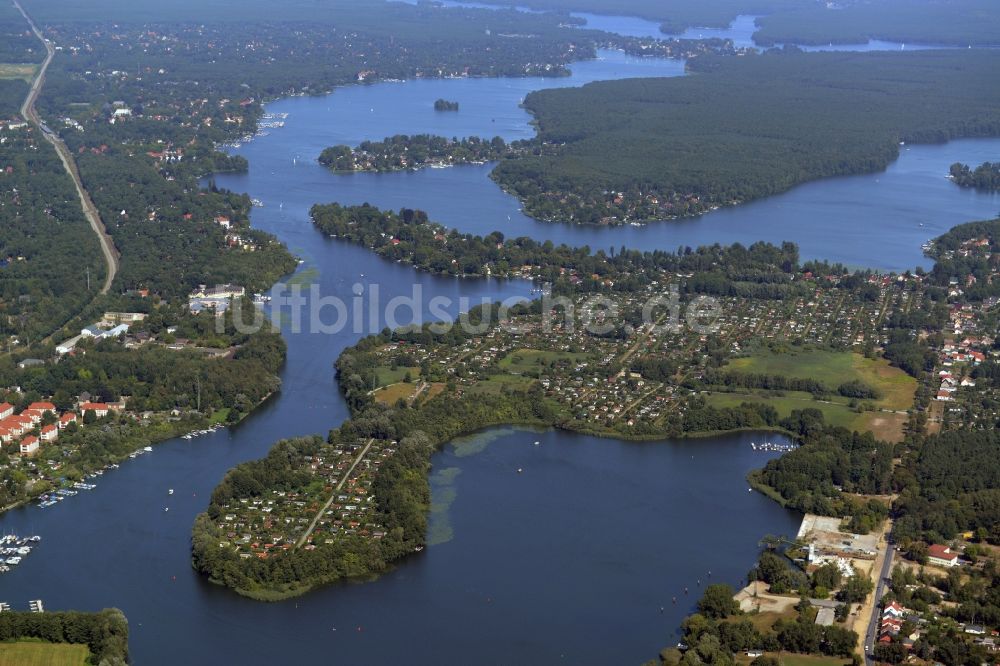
left=0, top=608, right=129, bottom=665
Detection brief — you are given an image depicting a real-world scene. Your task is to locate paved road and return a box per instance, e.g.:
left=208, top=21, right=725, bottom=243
left=295, top=438, right=375, bottom=548
left=14, top=0, right=119, bottom=295
left=864, top=541, right=895, bottom=666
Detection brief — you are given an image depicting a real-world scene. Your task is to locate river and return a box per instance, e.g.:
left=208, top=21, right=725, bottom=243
left=1, top=11, right=998, bottom=665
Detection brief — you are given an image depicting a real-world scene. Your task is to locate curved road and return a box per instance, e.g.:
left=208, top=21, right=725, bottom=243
left=14, top=0, right=119, bottom=295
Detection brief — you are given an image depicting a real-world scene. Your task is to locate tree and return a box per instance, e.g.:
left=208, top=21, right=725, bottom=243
left=698, top=583, right=740, bottom=619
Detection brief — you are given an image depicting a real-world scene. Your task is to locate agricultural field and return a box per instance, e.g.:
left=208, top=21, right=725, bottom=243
left=0, top=641, right=90, bottom=666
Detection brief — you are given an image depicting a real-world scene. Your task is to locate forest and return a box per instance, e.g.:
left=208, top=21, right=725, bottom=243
left=310, top=202, right=804, bottom=298
left=949, top=161, right=1000, bottom=191
left=492, top=49, right=1000, bottom=224
left=0, top=608, right=129, bottom=665
left=0, top=79, right=28, bottom=117
left=752, top=0, right=1000, bottom=47
left=0, top=129, right=107, bottom=345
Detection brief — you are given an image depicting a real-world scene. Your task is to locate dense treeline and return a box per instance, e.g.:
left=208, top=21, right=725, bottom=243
left=72, top=149, right=296, bottom=299
left=703, top=369, right=880, bottom=399
left=0, top=130, right=106, bottom=343
left=493, top=50, right=1000, bottom=223
left=0, top=79, right=28, bottom=117
left=894, top=429, right=1000, bottom=545
left=0, top=608, right=128, bottom=665
left=310, top=202, right=803, bottom=297
left=949, top=161, right=1000, bottom=191
left=753, top=0, right=1000, bottom=47
left=750, top=408, right=893, bottom=530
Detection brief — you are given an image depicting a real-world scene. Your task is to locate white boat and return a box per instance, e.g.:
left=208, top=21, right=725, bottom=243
left=168, top=489, right=174, bottom=495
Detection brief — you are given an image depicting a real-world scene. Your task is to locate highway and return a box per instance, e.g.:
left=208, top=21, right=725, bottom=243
left=13, top=0, right=119, bottom=295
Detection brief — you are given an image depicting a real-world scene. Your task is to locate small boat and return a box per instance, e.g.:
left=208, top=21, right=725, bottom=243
left=517, top=468, right=523, bottom=474
left=164, top=507, right=169, bottom=512
left=143, top=446, right=153, bottom=452
left=168, top=489, right=174, bottom=495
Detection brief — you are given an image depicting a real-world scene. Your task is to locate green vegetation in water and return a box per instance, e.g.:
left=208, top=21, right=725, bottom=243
left=427, top=466, right=461, bottom=546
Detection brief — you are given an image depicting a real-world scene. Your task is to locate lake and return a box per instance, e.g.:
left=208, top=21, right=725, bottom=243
left=217, top=47, right=1000, bottom=272
left=1, top=14, right=997, bottom=665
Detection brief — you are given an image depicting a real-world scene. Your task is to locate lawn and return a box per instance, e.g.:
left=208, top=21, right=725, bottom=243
left=0, top=641, right=90, bottom=666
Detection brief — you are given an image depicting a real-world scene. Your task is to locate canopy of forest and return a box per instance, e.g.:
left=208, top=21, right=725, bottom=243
left=494, top=49, right=1000, bottom=223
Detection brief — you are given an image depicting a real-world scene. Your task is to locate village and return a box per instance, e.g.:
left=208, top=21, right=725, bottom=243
left=350, top=269, right=926, bottom=441
left=211, top=437, right=394, bottom=561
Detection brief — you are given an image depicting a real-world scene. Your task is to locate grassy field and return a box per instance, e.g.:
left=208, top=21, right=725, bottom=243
left=713, top=350, right=915, bottom=440
left=704, top=389, right=907, bottom=441
left=374, top=365, right=420, bottom=387
left=725, top=350, right=915, bottom=411
left=0, top=63, right=37, bottom=82
left=0, top=641, right=90, bottom=666
left=372, top=382, right=418, bottom=405
left=498, top=348, right=591, bottom=374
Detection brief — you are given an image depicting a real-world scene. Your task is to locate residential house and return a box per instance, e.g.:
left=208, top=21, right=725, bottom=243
left=19, top=435, right=38, bottom=456
left=79, top=402, right=111, bottom=418
left=928, top=544, right=960, bottom=568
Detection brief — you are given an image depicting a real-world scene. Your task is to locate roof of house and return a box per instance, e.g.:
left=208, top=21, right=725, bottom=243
left=80, top=402, right=109, bottom=411
left=928, top=544, right=959, bottom=561
left=28, top=401, right=56, bottom=412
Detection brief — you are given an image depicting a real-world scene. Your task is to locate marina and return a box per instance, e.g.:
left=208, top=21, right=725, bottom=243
left=0, top=534, right=41, bottom=573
